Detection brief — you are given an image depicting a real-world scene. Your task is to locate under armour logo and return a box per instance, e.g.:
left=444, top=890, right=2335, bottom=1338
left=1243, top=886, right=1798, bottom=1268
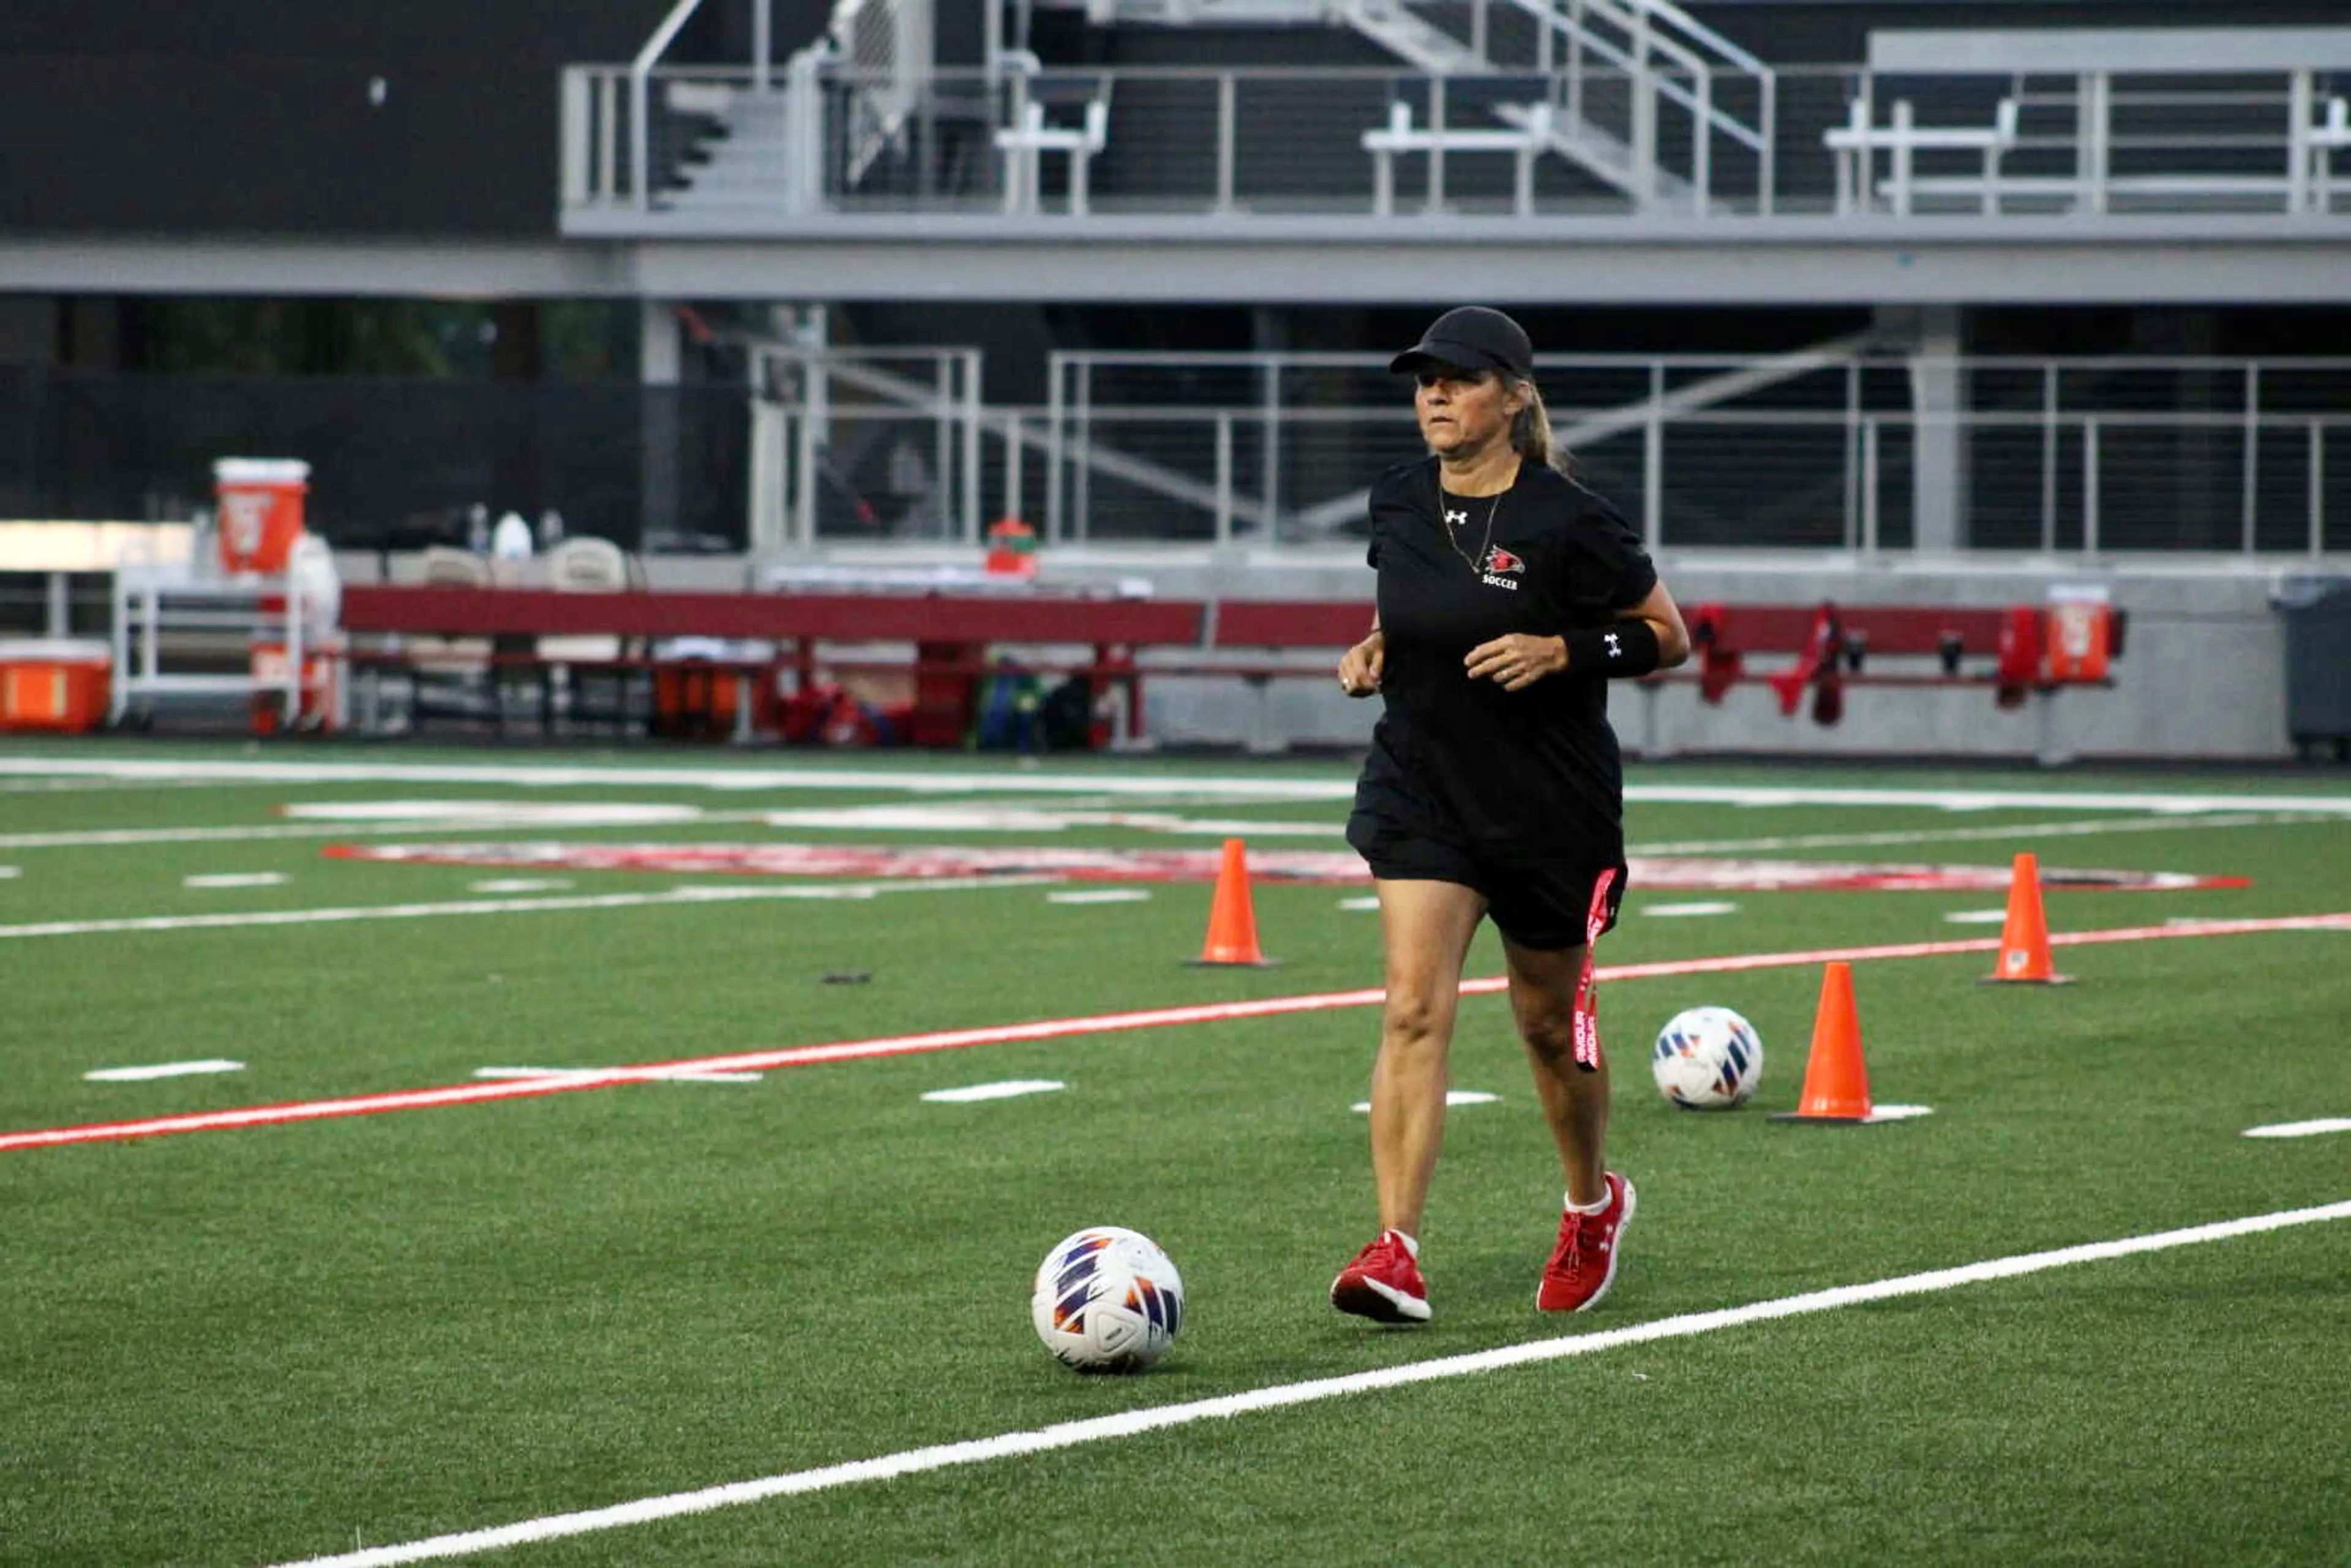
left=1444, top=509, right=1468, bottom=527
left=1603, top=631, right=1622, bottom=657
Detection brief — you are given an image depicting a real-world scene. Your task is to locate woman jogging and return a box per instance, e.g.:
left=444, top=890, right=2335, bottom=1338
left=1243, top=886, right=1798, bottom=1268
left=1329, top=306, right=1689, bottom=1323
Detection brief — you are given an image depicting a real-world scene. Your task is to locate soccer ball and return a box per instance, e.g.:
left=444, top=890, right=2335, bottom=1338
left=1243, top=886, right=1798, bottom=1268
left=1651, top=1005, right=1764, bottom=1110
left=1031, top=1226, right=1184, bottom=1373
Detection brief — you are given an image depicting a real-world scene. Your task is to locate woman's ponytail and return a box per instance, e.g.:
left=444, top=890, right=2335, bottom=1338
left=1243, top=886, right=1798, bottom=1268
left=1510, top=380, right=1570, bottom=473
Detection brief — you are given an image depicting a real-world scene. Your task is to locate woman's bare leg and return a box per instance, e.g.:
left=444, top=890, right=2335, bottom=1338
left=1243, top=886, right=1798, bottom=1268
left=1501, top=936, right=1608, bottom=1207
left=1368, top=879, right=1488, bottom=1236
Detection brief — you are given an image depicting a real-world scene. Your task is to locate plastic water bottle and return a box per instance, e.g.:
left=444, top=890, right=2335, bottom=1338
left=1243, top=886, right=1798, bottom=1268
left=491, top=511, right=534, bottom=560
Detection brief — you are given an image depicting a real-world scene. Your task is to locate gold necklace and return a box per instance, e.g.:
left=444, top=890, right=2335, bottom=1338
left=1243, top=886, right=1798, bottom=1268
left=1441, top=490, right=1502, bottom=573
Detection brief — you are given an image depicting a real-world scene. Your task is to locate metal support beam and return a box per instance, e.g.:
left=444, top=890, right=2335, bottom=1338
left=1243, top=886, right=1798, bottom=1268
left=5, top=228, right=2350, bottom=307
left=1907, top=305, right=1967, bottom=552
left=640, top=301, right=683, bottom=548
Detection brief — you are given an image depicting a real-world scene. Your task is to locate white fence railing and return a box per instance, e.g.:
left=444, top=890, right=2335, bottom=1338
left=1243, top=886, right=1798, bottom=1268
left=562, top=57, right=2351, bottom=222
left=739, top=350, right=2350, bottom=557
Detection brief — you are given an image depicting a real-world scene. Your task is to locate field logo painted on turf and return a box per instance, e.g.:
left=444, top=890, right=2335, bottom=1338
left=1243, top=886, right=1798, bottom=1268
left=324, top=841, right=2247, bottom=894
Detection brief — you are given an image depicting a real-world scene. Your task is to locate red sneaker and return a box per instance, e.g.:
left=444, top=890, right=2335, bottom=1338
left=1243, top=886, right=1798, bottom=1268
left=1536, top=1172, right=1636, bottom=1313
left=1330, top=1229, right=1430, bottom=1323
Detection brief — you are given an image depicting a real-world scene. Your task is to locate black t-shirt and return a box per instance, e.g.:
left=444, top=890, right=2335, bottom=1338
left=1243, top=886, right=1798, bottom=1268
left=1359, top=455, right=1658, bottom=853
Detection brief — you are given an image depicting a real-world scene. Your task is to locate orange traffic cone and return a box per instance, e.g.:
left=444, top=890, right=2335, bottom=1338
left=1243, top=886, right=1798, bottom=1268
left=1770, top=962, right=1932, bottom=1125
left=1186, top=838, right=1277, bottom=967
left=1984, top=852, right=2072, bottom=985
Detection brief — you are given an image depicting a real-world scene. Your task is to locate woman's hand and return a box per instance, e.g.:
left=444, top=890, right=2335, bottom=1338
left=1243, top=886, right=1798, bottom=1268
left=1338, top=631, right=1385, bottom=697
left=1465, top=632, right=1567, bottom=691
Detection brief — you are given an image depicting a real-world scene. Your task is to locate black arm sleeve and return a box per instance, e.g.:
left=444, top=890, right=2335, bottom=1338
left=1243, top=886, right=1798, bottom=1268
left=1564, top=619, right=1662, bottom=678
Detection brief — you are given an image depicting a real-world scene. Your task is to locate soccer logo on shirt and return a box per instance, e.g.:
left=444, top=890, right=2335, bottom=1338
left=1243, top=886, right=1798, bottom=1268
left=1480, top=545, right=1525, bottom=590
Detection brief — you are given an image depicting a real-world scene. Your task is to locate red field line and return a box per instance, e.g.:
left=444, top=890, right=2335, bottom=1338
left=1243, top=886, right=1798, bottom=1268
left=7, top=913, right=2346, bottom=1155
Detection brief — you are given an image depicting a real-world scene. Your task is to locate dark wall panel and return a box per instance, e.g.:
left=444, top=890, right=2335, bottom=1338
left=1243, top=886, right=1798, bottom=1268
left=0, top=0, right=828, bottom=237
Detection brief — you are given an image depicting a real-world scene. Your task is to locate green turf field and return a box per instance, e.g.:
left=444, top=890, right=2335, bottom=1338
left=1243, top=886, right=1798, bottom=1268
left=2, top=740, right=2347, bottom=1567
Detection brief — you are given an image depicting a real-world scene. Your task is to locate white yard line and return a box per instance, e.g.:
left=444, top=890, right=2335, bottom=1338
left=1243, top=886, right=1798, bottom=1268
left=266, top=1198, right=2351, bottom=1568
left=83, top=1060, right=244, bottom=1082
left=1631, top=811, right=2313, bottom=856
left=184, top=872, right=288, bottom=890
left=1354, top=1089, right=1497, bottom=1112
left=7, top=806, right=2311, bottom=857
left=0, top=810, right=773, bottom=851
left=278, top=801, right=704, bottom=825
left=473, top=1067, right=762, bottom=1087
left=0, top=757, right=1363, bottom=800
left=0, top=776, right=271, bottom=794
left=0, top=876, right=1056, bottom=942
left=0, top=822, right=637, bottom=851
left=1045, top=791, right=1341, bottom=811
left=756, top=805, right=1341, bottom=837
left=920, top=1080, right=1066, bottom=1103
left=4, top=756, right=2351, bottom=816
left=2242, top=1118, right=2351, bottom=1139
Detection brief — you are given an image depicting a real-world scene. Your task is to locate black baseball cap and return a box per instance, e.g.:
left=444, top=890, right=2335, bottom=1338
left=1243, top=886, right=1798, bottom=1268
left=1390, top=306, right=1534, bottom=380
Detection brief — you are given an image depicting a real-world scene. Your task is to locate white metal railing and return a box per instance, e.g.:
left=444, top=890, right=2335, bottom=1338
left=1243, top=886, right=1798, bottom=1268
left=1514, top=0, right=1777, bottom=211
left=1321, top=0, right=1775, bottom=210
left=560, top=57, right=2351, bottom=222
left=764, top=400, right=2345, bottom=559
left=630, top=0, right=712, bottom=212
left=750, top=345, right=985, bottom=550
left=740, top=348, right=2350, bottom=557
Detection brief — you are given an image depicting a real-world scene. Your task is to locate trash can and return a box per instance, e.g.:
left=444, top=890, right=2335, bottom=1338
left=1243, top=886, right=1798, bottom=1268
left=2276, top=575, right=2351, bottom=760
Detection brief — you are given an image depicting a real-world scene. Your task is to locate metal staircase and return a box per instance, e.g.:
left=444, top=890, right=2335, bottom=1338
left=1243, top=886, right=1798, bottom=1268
left=1041, top=0, right=1775, bottom=212
left=662, top=88, right=801, bottom=212
left=1336, top=2, right=1494, bottom=78
left=603, top=0, right=1773, bottom=218
left=638, top=0, right=942, bottom=216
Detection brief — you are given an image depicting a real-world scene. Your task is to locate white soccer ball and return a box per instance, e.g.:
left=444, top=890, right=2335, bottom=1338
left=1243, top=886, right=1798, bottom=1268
left=1651, top=1005, right=1764, bottom=1110
left=1032, top=1226, right=1184, bottom=1373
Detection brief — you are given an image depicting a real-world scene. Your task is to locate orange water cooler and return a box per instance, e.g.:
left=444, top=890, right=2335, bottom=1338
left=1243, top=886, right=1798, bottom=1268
left=213, top=458, right=310, bottom=576
left=2045, top=599, right=2114, bottom=683
left=0, top=639, right=112, bottom=732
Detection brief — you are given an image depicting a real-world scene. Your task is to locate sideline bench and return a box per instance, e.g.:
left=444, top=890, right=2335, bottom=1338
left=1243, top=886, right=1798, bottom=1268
left=334, top=587, right=2122, bottom=761
left=338, top=585, right=1205, bottom=746
left=1201, top=598, right=2124, bottom=764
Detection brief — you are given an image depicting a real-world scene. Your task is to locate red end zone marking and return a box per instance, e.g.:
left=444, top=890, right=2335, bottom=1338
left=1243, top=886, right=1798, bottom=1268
left=8, top=913, right=2347, bottom=1155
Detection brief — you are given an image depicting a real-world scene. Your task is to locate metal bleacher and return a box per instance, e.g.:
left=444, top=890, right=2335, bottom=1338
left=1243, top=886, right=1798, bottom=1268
left=1836, top=28, right=2351, bottom=217
left=563, top=3, right=2350, bottom=227
left=550, top=4, right=2351, bottom=304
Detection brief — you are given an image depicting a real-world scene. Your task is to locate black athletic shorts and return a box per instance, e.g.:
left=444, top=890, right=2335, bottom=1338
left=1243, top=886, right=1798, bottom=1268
left=1346, top=787, right=1629, bottom=952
